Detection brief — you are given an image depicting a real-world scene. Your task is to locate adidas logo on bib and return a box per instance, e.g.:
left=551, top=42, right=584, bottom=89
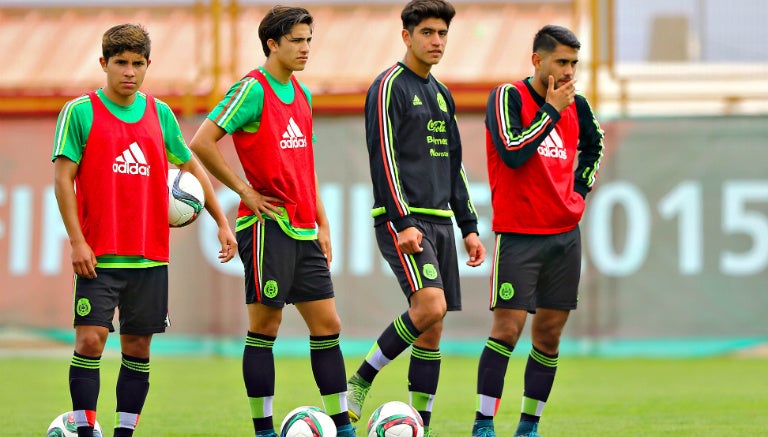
left=280, top=117, right=307, bottom=149
left=113, top=142, right=151, bottom=175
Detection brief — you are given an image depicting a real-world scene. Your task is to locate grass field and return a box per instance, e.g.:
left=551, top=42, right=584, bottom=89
left=4, top=353, right=766, bottom=436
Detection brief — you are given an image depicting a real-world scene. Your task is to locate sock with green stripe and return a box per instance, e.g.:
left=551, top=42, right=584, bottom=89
left=309, top=334, right=351, bottom=428
left=114, top=353, right=150, bottom=436
left=408, top=346, right=440, bottom=427
left=69, top=351, right=101, bottom=437
left=520, top=346, right=558, bottom=423
left=357, top=311, right=421, bottom=384
left=244, top=331, right=276, bottom=434
left=475, top=337, right=513, bottom=421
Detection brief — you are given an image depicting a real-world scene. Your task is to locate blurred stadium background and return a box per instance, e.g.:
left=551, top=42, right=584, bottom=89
left=1, top=0, right=766, bottom=358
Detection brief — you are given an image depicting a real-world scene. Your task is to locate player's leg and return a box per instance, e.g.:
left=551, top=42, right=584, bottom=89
left=237, top=220, right=291, bottom=437
left=409, top=317, right=442, bottom=433
left=114, top=334, right=152, bottom=437
left=114, top=266, right=168, bottom=437
left=72, top=325, right=109, bottom=437
left=515, top=227, right=580, bottom=437
left=244, top=303, right=283, bottom=436
left=473, top=308, right=527, bottom=437
left=347, top=222, right=443, bottom=422
left=408, top=222, right=455, bottom=434
left=291, top=237, right=354, bottom=435
left=70, top=271, right=118, bottom=437
left=474, top=233, right=540, bottom=437
left=295, top=298, right=354, bottom=435
left=515, top=309, right=569, bottom=437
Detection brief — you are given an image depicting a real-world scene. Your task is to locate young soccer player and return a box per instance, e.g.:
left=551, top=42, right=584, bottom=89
left=187, top=6, right=356, bottom=437
left=345, top=1, right=486, bottom=435
left=471, top=25, right=605, bottom=437
left=52, top=23, right=237, bottom=437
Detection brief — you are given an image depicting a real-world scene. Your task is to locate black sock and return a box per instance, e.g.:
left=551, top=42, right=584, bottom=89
left=244, top=331, right=276, bottom=433
left=408, top=346, right=441, bottom=427
left=358, top=312, right=421, bottom=382
left=476, top=337, right=513, bottom=420
left=310, top=334, right=351, bottom=428
left=115, top=353, right=150, bottom=435
left=520, top=346, right=558, bottom=423
left=70, top=352, right=101, bottom=437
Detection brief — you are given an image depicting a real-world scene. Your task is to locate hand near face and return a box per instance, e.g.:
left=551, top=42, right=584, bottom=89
left=546, top=75, right=576, bottom=113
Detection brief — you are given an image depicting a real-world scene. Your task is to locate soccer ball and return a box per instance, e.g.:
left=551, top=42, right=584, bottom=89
left=367, top=401, right=424, bottom=437
left=280, top=406, right=337, bottom=437
left=167, top=168, right=205, bottom=227
left=46, top=411, right=103, bottom=437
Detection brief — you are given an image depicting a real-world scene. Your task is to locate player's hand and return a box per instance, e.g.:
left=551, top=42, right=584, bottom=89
left=317, top=222, right=332, bottom=268
left=217, top=226, right=237, bottom=263
left=71, top=240, right=97, bottom=279
left=397, top=227, right=423, bottom=254
left=546, top=75, right=576, bottom=113
left=463, top=232, right=486, bottom=267
left=240, top=188, right=283, bottom=223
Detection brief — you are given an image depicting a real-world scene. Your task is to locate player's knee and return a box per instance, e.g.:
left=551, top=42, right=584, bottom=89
left=318, top=313, right=342, bottom=334
left=75, top=331, right=107, bottom=356
left=411, top=301, right=446, bottom=329
left=531, top=328, right=563, bottom=353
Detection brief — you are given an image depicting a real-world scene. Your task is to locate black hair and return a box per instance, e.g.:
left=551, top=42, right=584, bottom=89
left=401, top=0, right=455, bottom=33
left=532, top=24, right=581, bottom=53
left=258, top=5, right=313, bottom=57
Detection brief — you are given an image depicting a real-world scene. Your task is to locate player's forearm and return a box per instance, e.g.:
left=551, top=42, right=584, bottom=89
left=54, top=182, right=86, bottom=245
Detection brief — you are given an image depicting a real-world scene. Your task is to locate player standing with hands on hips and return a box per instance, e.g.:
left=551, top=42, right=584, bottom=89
left=188, top=6, right=356, bottom=437
left=471, top=25, right=605, bottom=437
left=52, top=23, right=237, bottom=437
left=345, top=1, right=486, bottom=435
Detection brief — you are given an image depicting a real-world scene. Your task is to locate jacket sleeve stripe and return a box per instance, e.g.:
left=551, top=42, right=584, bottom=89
left=493, top=84, right=552, bottom=151
left=377, top=65, right=409, bottom=217
left=584, top=100, right=604, bottom=187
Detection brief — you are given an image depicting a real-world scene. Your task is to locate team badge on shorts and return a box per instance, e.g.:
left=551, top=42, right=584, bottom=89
left=76, top=298, right=92, bottom=316
left=499, top=282, right=515, bottom=300
left=263, top=280, right=279, bottom=298
left=423, top=264, right=438, bottom=280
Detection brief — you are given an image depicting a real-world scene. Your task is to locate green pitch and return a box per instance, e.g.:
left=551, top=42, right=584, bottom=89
left=5, top=354, right=766, bottom=436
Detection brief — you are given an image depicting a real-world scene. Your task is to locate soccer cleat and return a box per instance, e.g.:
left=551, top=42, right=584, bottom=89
left=346, top=373, right=372, bottom=423
left=471, top=419, right=496, bottom=437
left=255, top=430, right=277, bottom=437
left=514, top=421, right=541, bottom=437
left=423, top=426, right=437, bottom=436
left=336, top=424, right=357, bottom=437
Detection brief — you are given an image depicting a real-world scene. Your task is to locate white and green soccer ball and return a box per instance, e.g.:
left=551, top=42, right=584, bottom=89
left=46, top=411, right=102, bottom=437
left=280, top=405, right=336, bottom=437
left=167, top=168, right=205, bottom=228
left=367, top=401, right=424, bottom=437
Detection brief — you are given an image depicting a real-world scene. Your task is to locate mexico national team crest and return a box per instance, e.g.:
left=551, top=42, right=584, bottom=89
left=499, top=282, right=515, bottom=300
left=436, top=93, right=448, bottom=113
left=422, top=264, right=438, bottom=280
left=263, top=280, right=279, bottom=299
left=76, top=298, right=92, bottom=316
